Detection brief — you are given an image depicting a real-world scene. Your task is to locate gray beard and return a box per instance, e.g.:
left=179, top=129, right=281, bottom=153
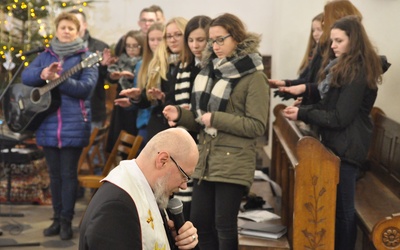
left=154, top=174, right=170, bottom=209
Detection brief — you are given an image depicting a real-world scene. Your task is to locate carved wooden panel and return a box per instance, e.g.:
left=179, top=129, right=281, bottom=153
left=293, top=137, right=340, bottom=250
left=372, top=213, right=400, bottom=249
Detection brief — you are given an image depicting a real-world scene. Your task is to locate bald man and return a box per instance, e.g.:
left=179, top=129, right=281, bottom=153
left=79, top=128, right=199, bottom=250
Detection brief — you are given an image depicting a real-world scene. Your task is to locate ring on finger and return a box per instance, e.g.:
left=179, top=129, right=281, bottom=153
left=191, top=235, right=196, bottom=242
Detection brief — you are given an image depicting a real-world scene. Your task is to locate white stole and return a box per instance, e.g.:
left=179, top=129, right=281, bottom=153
left=102, top=160, right=170, bottom=250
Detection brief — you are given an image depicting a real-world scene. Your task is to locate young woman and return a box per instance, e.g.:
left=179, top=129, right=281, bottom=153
left=130, top=17, right=188, bottom=141
left=105, top=30, right=144, bottom=153
left=269, top=12, right=323, bottom=90
left=271, top=0, right=362, bottom=105
left=283, top=16, right=383, bottom=250
left=115, top=23, right=164, bottom=148
left=172, top=15, right=212, bottom=221
left=21, top=12, right=98, bottom=240
left=297, top=13, right=323, bottom=77
left=163, top=13, right=269, bottom=250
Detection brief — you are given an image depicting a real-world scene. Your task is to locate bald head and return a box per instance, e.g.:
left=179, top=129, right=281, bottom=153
left=137, top=128, right=199, bottom=181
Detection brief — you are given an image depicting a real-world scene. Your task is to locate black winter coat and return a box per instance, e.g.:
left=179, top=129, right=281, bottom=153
left=298, top=72, right=377, bottom=167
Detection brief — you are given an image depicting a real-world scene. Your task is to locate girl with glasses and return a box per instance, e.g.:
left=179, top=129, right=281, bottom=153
left=125, top=17, right=188, bottom=142
left=163, top=13, right=269, bottom=250
left=105, top=30, right=144, bottom=153
left=114, top=23, right=165, bottom=152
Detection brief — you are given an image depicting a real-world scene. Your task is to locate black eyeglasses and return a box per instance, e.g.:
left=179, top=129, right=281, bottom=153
left=140, top=18, right=155, bottom=24
left=169, top=155, right=191, bottom=182
left=125, top=44, right=141, bottom=50
left=158, top=152, right=191, bottom=182
left=208, top=34, right=231, bottom=47
left=166, top=33, right=183, bottom=41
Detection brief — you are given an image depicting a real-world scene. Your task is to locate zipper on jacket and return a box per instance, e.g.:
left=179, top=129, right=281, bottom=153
left=80, top=100, right=88, bottom=122
left=57, top=108, right=62, bottom=148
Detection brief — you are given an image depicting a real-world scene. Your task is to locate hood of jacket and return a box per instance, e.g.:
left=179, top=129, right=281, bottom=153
left=201, top=32, right=262, bottom=66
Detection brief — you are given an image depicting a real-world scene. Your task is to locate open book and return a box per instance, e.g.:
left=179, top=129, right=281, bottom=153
left=238, top=221, right=287, bottom=239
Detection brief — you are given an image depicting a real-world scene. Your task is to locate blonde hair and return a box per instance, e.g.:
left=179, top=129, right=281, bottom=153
left=137, top=23, right=164, bottom=89
left=145, top=17, right=187, bottom=100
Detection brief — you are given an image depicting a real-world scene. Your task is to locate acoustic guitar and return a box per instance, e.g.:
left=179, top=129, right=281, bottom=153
left=2, top=53, right=101, bottom=133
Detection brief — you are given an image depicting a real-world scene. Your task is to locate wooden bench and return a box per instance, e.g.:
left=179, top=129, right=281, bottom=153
left=355, top=107, right=400, bottom=250
left=269, top=104, right=340, bottom=248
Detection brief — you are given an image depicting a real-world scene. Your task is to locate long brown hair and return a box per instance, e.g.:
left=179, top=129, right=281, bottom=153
left=182, top=15, right=212, bottom=66
left=319, top=0, right=362, bottom=50
left=324, top=16, right=382, bottom=89
left=317, top=0, right=363, bottom=82
left=298, top=13, right=323, bottom=74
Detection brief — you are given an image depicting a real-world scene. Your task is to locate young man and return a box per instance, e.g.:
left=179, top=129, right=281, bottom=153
left=149, top=4, right=166, bottom=24
left=114, top=7, right=157, bottom=55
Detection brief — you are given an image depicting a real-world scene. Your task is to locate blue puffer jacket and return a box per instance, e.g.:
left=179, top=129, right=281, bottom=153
left=21, top=47, right=98, bottom=148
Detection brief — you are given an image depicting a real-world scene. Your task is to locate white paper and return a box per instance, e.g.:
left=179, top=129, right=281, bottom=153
left=254, top=170, right=282, bottom=197
left=238, top=210, right=280, bottom=223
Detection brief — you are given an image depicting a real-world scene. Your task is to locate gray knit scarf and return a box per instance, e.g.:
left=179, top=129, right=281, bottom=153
left=108, top=53, right=141, bottom=89
left=50, top=37, right=85, bottom=59
left=318, top=58, right=338, bottom=99
left=192, top=52, right=264, bottom=136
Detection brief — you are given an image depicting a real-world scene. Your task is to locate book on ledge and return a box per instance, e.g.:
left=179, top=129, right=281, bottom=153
left=238, top=221, right=287, bottom=239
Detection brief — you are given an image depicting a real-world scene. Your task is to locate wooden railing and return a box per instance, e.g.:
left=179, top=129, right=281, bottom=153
left=270, top=104, right=340, bottom=249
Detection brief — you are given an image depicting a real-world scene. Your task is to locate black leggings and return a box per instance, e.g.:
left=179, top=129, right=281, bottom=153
left=190, top=180, right=245, bottom=250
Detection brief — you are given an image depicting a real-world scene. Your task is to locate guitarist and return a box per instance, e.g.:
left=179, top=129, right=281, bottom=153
left=21, top=12, right=98, bottom=241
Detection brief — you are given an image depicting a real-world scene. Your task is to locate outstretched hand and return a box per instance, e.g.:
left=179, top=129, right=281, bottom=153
left=40, top=62, right=61, bottom=81
left=268, top=79, right=286, bottom=88
left=100, top=48, right=118, bottom=66
left=148, top=87, right=165, bottom=101
left=120, top=88, right=142, bottom=100
left=282, top=106, right=299, bottom=121
left=114, top=97, right=132, bottom=108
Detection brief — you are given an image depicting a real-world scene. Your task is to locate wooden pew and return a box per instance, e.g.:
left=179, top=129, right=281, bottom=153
left=355, top=107, right=400, bottom=250
left=270, top=104, right=340, bottom=249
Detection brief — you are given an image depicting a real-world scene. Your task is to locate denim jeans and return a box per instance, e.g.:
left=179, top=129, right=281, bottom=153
left=190, top=180, right=245, bottom=250
left=335, top=161, right=358, bottom=250
left=43, top=147, right=82, bottom=221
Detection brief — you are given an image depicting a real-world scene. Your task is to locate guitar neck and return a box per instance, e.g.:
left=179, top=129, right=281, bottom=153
left=40, top=62, right=82, bottom=95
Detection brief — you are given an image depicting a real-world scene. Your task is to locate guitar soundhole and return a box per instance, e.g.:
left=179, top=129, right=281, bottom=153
left=31, top=88, right=41, bottom=103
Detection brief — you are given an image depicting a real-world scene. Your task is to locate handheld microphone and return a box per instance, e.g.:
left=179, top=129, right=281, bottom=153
left=167, top=198, right=185, bottom=234
left=16, top=46, right=45, bottom=58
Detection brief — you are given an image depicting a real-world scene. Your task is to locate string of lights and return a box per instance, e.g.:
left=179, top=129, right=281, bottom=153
left=0, top=0, right=98, bottom=64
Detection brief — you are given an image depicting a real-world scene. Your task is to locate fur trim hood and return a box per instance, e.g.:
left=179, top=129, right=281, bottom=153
left=201, top=32, right=262, bottom=65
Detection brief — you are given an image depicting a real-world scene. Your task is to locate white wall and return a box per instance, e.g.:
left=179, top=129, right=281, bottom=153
left=87, top=0, right=400, bottom=155
left=85, top=0, right=274, bottom=54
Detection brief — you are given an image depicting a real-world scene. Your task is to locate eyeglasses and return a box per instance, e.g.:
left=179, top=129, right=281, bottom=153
left=170, top=155, right=191, bottom=182
left=166, top=33, right=183, bottom=41
left=140, top=18, right=155, bottom=24
left=208, top=34, right=232, bottom=47
left=126, top=44, right=141, bottom=50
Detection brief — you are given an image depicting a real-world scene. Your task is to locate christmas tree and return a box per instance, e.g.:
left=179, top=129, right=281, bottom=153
left=0, top=0, right=97, bottom=84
